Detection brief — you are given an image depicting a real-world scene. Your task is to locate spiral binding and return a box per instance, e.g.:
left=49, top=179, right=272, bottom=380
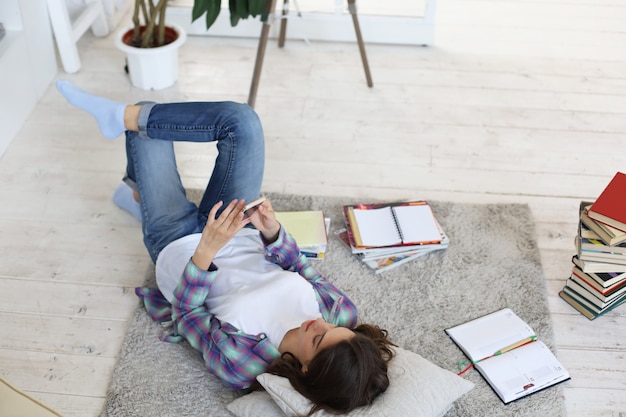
left=389, top=207, right=404, bottom=243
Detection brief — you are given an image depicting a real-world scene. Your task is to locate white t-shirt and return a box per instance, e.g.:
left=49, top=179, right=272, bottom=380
left=155, top=228, right=322, bottom=347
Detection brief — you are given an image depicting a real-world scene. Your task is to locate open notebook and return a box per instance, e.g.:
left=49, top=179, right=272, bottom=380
left=445, top=308, right=570, bottom=404
left=346, top=201, right=442, bottom=248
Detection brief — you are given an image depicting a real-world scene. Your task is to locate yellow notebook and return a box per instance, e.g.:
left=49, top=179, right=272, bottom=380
left=275, top=210, right=328, bottom=257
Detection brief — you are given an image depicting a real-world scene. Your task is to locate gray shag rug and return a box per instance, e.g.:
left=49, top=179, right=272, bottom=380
left=99, top=192, right=566, bottom=417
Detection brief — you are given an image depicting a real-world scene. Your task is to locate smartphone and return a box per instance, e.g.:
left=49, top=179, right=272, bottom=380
left=243, top=197, right=266, bottom=218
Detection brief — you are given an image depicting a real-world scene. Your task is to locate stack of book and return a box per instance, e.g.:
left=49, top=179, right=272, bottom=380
left=559, top=172, right=626, bottom=320
left=336, top=200, right=449, bottom=274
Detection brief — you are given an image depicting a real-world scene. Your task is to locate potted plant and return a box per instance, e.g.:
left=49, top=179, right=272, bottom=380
left=116, top=0, right=267, bottom=90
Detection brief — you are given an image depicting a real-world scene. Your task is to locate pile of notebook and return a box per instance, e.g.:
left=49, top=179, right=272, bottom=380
left=559, top=172, right=626, bottom=320
left=336, top=200, right=449, bottom=274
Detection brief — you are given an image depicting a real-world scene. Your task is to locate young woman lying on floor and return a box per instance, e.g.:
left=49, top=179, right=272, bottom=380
left=56, top=80, right=395, bottom=415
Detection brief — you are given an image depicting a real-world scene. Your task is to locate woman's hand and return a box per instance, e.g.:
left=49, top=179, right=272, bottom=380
left=248, top=199, right=281, bottom=243
left=192, top=199, right=249, bottom=270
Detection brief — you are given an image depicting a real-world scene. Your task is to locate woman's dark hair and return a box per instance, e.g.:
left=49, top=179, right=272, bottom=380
left=266, top=324, right=395, bottom=416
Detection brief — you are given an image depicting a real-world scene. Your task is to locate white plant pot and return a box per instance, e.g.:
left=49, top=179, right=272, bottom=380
left=115, top=23, right=187, bottom=90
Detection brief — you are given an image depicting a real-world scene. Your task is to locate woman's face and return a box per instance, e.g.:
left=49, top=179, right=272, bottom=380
left=295, top=318, right=354, bottom=371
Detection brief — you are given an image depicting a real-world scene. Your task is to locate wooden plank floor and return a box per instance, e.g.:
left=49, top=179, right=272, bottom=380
left=1, top=0, right=625, bottom=415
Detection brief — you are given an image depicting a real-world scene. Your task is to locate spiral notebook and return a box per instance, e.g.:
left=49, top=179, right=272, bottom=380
left=345, top=201, right=442, bottom=248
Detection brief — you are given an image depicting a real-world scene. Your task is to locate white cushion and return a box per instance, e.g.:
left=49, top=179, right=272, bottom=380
left=227, top=391, right=285, bottom=417
left=227, top=347, right=473, bottom=417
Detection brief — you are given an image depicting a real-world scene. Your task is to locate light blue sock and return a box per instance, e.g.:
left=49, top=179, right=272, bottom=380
left=56, top=79, right=126, bottom=140
left=113, top=183, right=142, bottom=221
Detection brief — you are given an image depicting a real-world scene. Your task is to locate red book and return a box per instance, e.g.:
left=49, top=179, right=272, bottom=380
left=588, top=172, right=626, bottom=233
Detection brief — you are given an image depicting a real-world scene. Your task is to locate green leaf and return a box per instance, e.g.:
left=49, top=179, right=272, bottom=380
left=251, top=0, right=267, bottom=17
left=230, top=13, right=240, bottom=26
left=228, top=0, right=239, bottom=26
left=191, top=0, right=210, bottom=22
left=204, top=0, right=222, bottom=30
left=236, top=0, right=249, bottom=19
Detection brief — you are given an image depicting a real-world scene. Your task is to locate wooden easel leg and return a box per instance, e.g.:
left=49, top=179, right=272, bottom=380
left=248, top=0, right=278, bottom=107
left=347, top=0, right=373, bottom=87
left=278, top=0, right=289, bottom=48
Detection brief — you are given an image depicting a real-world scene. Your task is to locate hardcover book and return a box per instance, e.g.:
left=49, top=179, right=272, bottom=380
left=571, top=255, right=626, bottom=274
left=588, top=172, right=626, bottom=233
left=570, top=268, right=626, bottom=301
left=571, top=266, right=626, bottom=291
left=561, top=282, right=626, bottom=316
left=565, top=277, right=626, bottom=307
left=580, top=204, right=626, bottom=246
left=575, top=237, right=626, bottom=265
left=445, top=308, right=569, bottom=404
left=577, top=236, right=626, bottom=255
left=559, top=289, right=626, bottom=320
left=579, top=220, right=600, bottom=241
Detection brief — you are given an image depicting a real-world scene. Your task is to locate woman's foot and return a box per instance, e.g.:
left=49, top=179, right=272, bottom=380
left=113, top=183, right=142, bottom=221
left=56, top=79, right=126, bottom=139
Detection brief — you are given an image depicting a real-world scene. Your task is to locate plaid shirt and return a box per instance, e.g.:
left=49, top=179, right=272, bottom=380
left=135, top=226, right=358, bottom=390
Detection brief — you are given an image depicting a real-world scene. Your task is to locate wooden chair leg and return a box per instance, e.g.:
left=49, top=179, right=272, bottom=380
left=347, top=0, right=373, bottom=87
left=248, top=0, right=278, bottom=107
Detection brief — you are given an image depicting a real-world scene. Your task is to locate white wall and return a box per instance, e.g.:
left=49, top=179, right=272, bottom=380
left=0, top=0, right=57, bottom=159
left=167, top=0, right=436, bottom=46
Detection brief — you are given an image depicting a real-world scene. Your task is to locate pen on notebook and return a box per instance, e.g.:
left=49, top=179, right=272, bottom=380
left=494, top=335, right=537, bottom=356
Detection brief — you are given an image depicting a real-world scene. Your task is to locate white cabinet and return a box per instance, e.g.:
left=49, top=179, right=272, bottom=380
left=0, top=0, right=57, bottom=158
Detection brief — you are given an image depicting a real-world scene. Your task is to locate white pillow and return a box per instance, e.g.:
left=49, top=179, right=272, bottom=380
left=227, top=347, right=473, bottom=417
left=227, top=391, right=284, bottom=417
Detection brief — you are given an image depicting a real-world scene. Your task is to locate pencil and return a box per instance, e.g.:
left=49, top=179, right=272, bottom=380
left=495, top=335, right=537, bottom=355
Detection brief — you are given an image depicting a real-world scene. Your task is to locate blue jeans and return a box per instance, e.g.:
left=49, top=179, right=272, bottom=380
left=123, top=101, right=265, bottom=263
